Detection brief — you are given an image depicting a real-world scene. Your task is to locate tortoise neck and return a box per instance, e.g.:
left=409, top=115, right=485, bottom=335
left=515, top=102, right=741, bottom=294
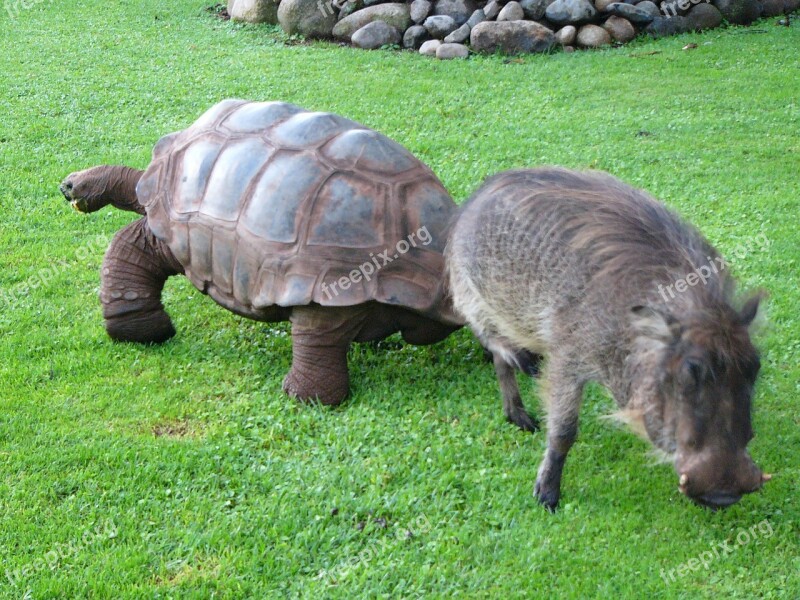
left=105, top=166, right=146, bottom=214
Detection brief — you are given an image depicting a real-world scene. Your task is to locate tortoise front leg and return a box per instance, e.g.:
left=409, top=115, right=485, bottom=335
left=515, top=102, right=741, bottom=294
left=283, top=305, right=369, bottom=406
left=101, top=218, right=183, bottom=344
left=61, top=165, right=145, bottom=214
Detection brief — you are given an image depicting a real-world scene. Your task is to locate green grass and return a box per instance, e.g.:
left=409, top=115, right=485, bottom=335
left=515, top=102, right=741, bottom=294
left=1, top=2, right=798, bottom=597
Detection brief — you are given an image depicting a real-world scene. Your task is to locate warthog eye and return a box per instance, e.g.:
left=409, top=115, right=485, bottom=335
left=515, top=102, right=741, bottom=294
left=680, top=357, right=707, bottom=391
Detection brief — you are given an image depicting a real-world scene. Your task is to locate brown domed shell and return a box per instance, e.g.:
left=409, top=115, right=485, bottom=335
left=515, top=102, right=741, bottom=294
left=136, top=100, right=457, bottom=320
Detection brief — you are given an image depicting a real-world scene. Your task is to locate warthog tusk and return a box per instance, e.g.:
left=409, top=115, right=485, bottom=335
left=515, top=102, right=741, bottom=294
left=679, top=473, right=689, bottom=487
left=761, top=473, right=773, bottom=483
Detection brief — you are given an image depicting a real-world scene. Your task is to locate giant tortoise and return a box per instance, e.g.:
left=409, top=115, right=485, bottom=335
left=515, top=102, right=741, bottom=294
left=61, top=99, right=462, bottom=405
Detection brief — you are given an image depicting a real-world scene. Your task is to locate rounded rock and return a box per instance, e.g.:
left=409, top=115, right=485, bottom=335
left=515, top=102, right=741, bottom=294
left=470, top=20, right=557, bottom=53
left=332, top=4, right=412, bottom=40
left=545, top=0, right=597, bottom=25
left=554, top=24, right=577, bottom=44
left=433, top=0, right=480, bottom=26
left=603, top=15, right=636, bottom=41
left=436, top=42, right=470, bottom=58
left=351, top=21, right=402, bottom=48
left=410, top=0, right=432, bottom=23
left=576, top=23, right=612, bottom=46
left=497, top=1, right=526, bottom=20
left=483, top=0, right=502, bottom=19
left=712, top=0, right=762, bottom=24
left=686, top=2, right=723, bottom=29
left=229, top=0, right=280, bottom=24
left=424, top=14, right=459, bottom=37
left=419, top=39, right=443, bottom=55
left=635, top=0, right=661, bottom=16
left=278, top=0, right=337, bottom=37
left=404, top=24, right=432, bottom=48
left=444, top=22, right=472, bottom=42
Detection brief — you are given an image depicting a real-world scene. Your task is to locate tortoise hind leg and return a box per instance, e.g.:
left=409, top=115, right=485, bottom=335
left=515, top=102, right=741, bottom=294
left=283, top=305, right=370, bottom=406
left=101, top=218, right=183, bottom=344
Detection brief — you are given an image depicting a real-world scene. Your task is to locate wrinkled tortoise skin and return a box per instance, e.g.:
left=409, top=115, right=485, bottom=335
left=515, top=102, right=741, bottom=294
left=135, top=99, right=457, bottom=321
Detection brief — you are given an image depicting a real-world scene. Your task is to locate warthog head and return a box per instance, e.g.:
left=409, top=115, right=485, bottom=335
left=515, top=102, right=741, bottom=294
left=631, top=294, right=770, bottom=509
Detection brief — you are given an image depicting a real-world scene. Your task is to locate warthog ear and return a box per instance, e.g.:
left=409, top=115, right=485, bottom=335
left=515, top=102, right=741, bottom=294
left=739, top=292, right=766, bottom=327
left=630, top=305, right=681, bottom=343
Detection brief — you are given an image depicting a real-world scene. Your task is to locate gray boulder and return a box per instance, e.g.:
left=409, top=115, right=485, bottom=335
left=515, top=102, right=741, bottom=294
left=332, top=3, right=411, bottom=40
left=229, top=0, right=280, bottom=23
left=644, top=15, right=692, bottom=36
left=519, top=0, right=551, bottom=19
left=433, top=0, right=480, bottom=26
left=467, top=8, right=486, bottom=27
left=576, top=23, right=612, bottom=46
left=760, top=0, right=785, bottom=16
left=410, top=0, right=432, bottom=23
left=424, top=14, right=459, bottom=36
left=712, top=0, right=762, bottom=24
left=404, top=24, right=432, bottom=48
left=351, top=21, right=402, bottom=48
left=635, top=1, right=661, bottom=17
left=470, top=20, right=556, bottom=53
left=444, top=22, right=472, bottom=42
left=483, top=0, right=502, bottom=19
left=498, top=1, right=526, bottom=20
left=278, top=0, right=337, bottom=36
left=545, top=0, right=597, bottom=25
left=603, top=2, right=655, bottom=23
left=419, top=39, right=442, bottom=55
left=603, top=15, right=636, bottom=41
left=554, top=24, right=577, bottom=43
left=686, top=2, right=723, bottom=28
left=436, top=42, right=470, bottom=58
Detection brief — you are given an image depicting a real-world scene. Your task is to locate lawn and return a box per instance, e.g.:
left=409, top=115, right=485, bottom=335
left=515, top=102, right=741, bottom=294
left=0, top=1, right=798, bottom=597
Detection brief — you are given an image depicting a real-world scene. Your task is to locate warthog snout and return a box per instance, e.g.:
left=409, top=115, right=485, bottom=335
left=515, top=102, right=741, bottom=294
left=676, top=450, right=770, bottom=509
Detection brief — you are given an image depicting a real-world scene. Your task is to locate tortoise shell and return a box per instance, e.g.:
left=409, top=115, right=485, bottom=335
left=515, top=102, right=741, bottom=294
left=135, top=100, right=457, bottom=320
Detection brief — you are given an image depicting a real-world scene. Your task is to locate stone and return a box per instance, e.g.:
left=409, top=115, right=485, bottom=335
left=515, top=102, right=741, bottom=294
left=712, top=0, right=762, bottom=24
left=555, top=24, right=577, bottom=43
left=419, top=39, right=443, bottom=55
left=351, top=20, right=401, bottom=48
left=467, top=8, right=486, bottom=27
left=576, top=23, right=612, bottom=46
left=470, top=20, right=556, bottom=53
left=229, top=0, right=280, bottom=23
left=563, top=45, right=576, bottom=52
left=498, top=1, right=526, bottom=19
left=338, top=0, right=363, bottom=20
left=635, top=1, right=661, bottom=17
left=603, top=15, right=636, bottom=40
left=644, top=15, right=692, bottom=36
left=444, top=22, right=472, bottom=42
left=424, top=14, right=459, bottom=36
left=332, top=4, right=411, bottom=40
left=594, top=0, right=616, bottom=10
left=410, top=0, right=432, bottom=23
left=760, top=0, right=785, bottom=16
left=545, top=0, right=597, bottom=25
left=433, top=0, right=480, bottom=26
left=686, top=2, right=723, bottom=28
left=484, top=0, right=502, bottom=19
left=519, top=0, right=551, bottom=19
left=278, top=0, right=336, bottom=37
left=404, top=24, right=432, bottom=48
left=603, top=2, right=655, bottom=22
left=437, top=42, right=470, bottom=57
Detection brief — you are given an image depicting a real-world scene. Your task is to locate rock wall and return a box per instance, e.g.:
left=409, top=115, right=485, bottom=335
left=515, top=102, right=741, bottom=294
left=228, top=0, right=800, bottom=58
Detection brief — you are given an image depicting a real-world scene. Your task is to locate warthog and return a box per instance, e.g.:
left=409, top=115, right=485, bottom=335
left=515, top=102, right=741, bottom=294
left=447, top=167, right=770, bottom=510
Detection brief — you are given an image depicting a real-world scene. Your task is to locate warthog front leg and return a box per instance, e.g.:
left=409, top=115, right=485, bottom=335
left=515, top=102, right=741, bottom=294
left=493, top=354, right=539, bottom=432
left=534, top=363, right=585, bottom=511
